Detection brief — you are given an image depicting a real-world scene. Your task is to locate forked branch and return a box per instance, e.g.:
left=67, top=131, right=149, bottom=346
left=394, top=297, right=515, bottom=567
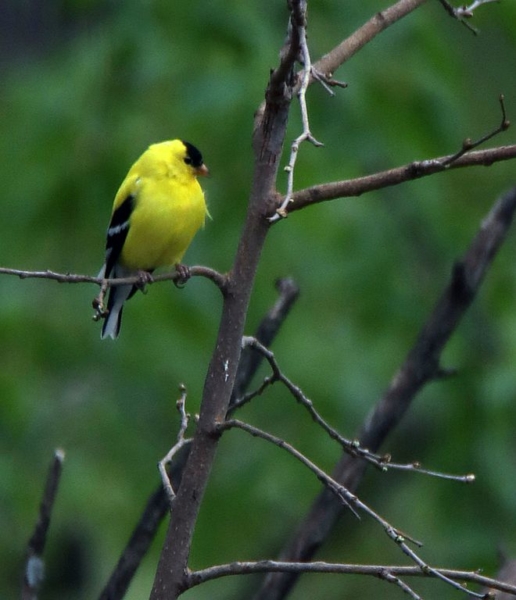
left=252, top=187, right=516, bottom=600
left=233, top=336, right=474, bottom=484
left=219, top=419, right=488, bottom=599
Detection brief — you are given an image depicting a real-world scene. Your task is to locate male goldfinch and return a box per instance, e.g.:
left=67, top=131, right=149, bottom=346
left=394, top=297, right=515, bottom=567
left=98, top=140, right=209, bottom=339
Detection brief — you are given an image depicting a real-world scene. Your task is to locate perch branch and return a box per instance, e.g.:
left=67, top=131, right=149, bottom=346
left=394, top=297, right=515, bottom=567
left=0, top=265, right=225, bottom=288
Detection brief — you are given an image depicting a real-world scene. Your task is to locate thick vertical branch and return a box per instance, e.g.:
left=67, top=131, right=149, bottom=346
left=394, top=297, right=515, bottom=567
left=149, top=5, right=304, bottom=598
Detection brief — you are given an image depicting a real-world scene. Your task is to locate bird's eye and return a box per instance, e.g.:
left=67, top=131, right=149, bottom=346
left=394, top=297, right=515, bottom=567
left=184, top=157, right=193, bottom=165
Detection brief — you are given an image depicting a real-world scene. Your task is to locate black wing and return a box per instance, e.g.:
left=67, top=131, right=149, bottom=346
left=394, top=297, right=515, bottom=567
left=104, top=194, right=135, bottom=278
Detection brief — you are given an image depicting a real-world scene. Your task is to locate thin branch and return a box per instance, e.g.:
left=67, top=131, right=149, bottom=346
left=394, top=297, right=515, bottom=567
left=274, top=97, right=512, bottom=219
left=271, top=1, right=324, bottom=222
left=230, top=277, right=300, bottom=407
left=0, top=265, right=227, bottom=327
left=98, top=388, right=193, bottom=600
left=158, top=386, right=192, bottom=507
left=22, top=449, right=65, bottom=600
left=284, top=144, right=516, bottom=216
left=380, top=571, right=423, bottom=600
left=221, top=420, right=485, bottom=598
left=0, top=265, right=227, bottom=289
left=187, top=560, right=516, bottom=596
left=313, top=0, right=431, bottom=81
left=456, top=0, right=500, bottom=17
left=234, top=336, right=474, bottom=484
left=252, top=187, right=516, bottom=600
left=439, top=0, right=501, bottom=34
left=440, top=95, right=510, bottom=167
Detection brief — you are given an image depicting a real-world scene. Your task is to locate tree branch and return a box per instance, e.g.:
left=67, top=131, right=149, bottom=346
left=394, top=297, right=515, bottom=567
left=97, top=279, right=299, bottom=600
left=149, top=23, right=296, bottom=585
left=233, top=336, right=475, bottom=484
left=187, top=560, right=516, bottom=597
left=221, top=420, right=487, bottom=598
left=312, top=0, right=431, bottom=81
left=252, top=187, right=516, bottom=599
left=230, top=277, right=300, bottom=406
left=0, top=265, right=226, bottom=288
left=281, top=144, right=516, bottom=216
left=439, top=0, right=501, bottom=34
left=22, top=450, right=65, bottom=600
left=158, top=386, right=192, bottom=507
left=98, top=445, right=190, bottom=600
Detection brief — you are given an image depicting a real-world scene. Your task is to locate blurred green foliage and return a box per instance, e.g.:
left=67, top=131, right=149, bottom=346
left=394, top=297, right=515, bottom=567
left=1, top=1, right=516, bottom=599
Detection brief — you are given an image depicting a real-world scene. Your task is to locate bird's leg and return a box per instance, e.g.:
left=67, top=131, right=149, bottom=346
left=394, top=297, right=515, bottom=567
left=174, top=263, right=191, bottom=288
left=92, top=280, right=109, bottom=321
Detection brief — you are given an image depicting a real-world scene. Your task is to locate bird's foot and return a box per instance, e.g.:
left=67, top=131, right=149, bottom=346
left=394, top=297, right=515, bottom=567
left=174, top=264, right=191, bottom=288
left=135, top=270, right=154, bottom=292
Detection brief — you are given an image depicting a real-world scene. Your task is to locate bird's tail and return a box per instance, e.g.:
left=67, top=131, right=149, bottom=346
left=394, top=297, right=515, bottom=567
left=101, top=283, right=134, bottom=339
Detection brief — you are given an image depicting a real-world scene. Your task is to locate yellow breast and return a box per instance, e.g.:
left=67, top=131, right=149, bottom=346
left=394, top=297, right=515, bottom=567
left=120, top=175, right=206, bottom=270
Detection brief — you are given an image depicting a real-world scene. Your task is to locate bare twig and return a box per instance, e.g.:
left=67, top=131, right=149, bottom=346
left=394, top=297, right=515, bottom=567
left=439, top=0, right=501, bottom=33
left=271, top=1, right=324, bottom=222
left=456, top=0, right=500, bottom=17
left=253, top=187, right=516, bottom=600
left=221, top=420, right=485, bottom=598
left=158, top=386, right=192, bottom=507
left=440, top=95, right=510, bottom=167
left=230, top=277, right=300, bottom=407
left=22, top=449, right=65, bottom=600
left=234, top=336, right=474, bottom=484
left=185, top=560, right=516, bottom=596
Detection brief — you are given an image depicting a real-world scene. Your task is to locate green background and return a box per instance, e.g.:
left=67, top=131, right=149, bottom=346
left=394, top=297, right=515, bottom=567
left=1, top=1, right=516, bottom=598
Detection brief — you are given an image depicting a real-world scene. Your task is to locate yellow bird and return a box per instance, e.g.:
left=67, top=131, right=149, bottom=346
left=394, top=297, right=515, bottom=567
left=98, top=140, right=209, bottom=339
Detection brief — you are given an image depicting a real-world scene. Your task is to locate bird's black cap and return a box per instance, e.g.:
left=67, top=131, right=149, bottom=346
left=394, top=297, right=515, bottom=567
left=182, top=141, right=204, bottom=168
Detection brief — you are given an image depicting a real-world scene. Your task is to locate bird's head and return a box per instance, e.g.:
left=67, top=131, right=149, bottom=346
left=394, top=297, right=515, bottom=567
left=147, top=139, right=209, bottom=180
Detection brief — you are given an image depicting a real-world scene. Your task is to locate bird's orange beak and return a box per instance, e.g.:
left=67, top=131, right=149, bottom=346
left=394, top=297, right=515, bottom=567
left=195, top=163, right=210, bottom=177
